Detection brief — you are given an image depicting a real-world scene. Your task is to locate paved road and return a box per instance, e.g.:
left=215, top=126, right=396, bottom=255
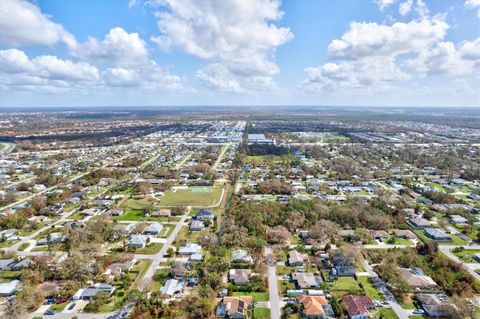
left=439, top=245, right=480, bottom=281
left=265, top=247, right=281, bottom=319
left=138, top=210, right=190, bottom=290
left=362, top=260, right=413, bottom=319
left=212, top=143, right=230, bottom=170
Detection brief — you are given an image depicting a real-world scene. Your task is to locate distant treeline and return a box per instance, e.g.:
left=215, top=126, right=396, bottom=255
left=247, top=143, right=290, bottom=156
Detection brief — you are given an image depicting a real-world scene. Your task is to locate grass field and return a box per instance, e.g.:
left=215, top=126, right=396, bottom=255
left=358, top=276, right=384, bottom=300
left=329, top=277, right=361, bottom=291
left=49, top=301, right=69, bottom=312
left=452, top=249, right=480, bottom=263
left=112, top=210, right=176, bottom=222
left=158, top=187, right=223, bottom=207
left=232, top=291, right=269, bottom=302
left=374, top=307, right=399, bottom=319
left=254, top=307, right=271, bottom=319
left=134, top=243, right=163, bottom=254
left=244, top=154, right=296, bottom=164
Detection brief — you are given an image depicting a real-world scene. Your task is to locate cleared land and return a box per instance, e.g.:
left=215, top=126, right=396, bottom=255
left=158, top=187, right=224, bottom=207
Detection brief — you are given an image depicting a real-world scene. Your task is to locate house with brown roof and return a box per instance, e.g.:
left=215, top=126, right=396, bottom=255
left=342, top=295, right=375, bottom=319
left=292, top=272, right=318, bottom=289
left=298, top=295, right=334, bottom=318
left=288, top=250, right=308, bottom=266
left=370, top=230, right=389, bottom=241
left=216, top=296, right=253, bottom=319
left=228, top=269, right=252, bottom=286
left=417, top=294, right=454, bottom=317
left=398, top=268, right=436, bottom=288
left=394, top=229, right=416, bottom=240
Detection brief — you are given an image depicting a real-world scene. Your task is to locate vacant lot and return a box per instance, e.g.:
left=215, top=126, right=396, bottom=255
left=158, top=187, right=223, bottom=207
left=452, top=249, right=480, bottom=263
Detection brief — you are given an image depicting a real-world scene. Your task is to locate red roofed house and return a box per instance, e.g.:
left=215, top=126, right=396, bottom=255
left=342, top=295, right=375, bottom=319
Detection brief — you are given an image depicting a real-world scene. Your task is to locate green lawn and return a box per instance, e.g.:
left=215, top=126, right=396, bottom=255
left=158, top=187, right=223, bottom=207
left=0, top=239, right=19, bottom=248
left=18, top=242, right=30, bottom=251
left=253, top=307, right=271, bottom=319
left=329, top=277, right=361, bottom=291
left=112, top=209, right=174, bottom=222
left=278, top=280, right=296, bottom=295
left=374, top=307, right=399, bottom=319
left=358, top=276, right=384, bottom=300
left=129, top=259, right=152, bottom=287
left=413, top=229, right=468, bottom=246
left=452, top=249, right=480, bottom=263
left=232, top=291, right=269, bottom=302
left=152, top=268, right=170, bottom=291
left=49, top=301, right=69, bottom=312
left=386, top=238, right=415, bottom=246
left=134, top=243, right=163, bottom=254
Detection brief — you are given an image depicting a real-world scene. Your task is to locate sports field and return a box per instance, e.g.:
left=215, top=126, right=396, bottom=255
left=158, top=187, right=224, bottom=207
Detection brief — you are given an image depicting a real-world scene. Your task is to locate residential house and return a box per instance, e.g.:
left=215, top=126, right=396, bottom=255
left=450, top=215, right=468, bottom=225
left=298, top=295, right=334, bottom=318
left=231, top=249, right=253, bottom=264
left=161, top=279, right=184, bottom=297
left=37, top=232, right=66, bottom=246
left=216, top=296, right=253, bottom=319
left=0, top=279, right=20, bottom=297
left=288, top=250, right=308, bottom=266
left=0, top=229, right=17, bottom=240
left=424, top=228, right=452, bottom=241
left=178, top=243, right=202, bottom=255
left=417, top=294, right=454, bottom=317
left=190, top=220, right=205, bottom=231
left=370, top=230, right=389, bottom=241
left=398, top=268, right=437, bottom=288
left=128, top=234, right=149, bottom=249
left=229, top=269, right=252, bottom=286
left=410, top=217, right=432, bottom=229
left=104, top=259, right=137, bottom=279
left=72, top=283, right=115, bottom=300
left=144, top=223, right=163, bottom=235
left=194, top=208, right=215, bottom=221
left=394, top=230, right=417, bottom=240
left=292, top=272, right=318, bottom=289
left=342, top=295, right=375, bottom=319
left=0, top=259, right=15, bottom=271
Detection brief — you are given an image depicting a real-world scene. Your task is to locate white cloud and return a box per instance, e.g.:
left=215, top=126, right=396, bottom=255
left=0, top=49, right=99, bottom=82
left=302, top=7, right=478, bottom=96
left=0, top=49, right=101, bottom=95
left=375, top=0, right=398, bottom=10
left=327, top=18, right=448, bottom=59
left=103, top=68, right=140, bottom=87
left=465, top=0, right=480, bottom=17
left=303, top=57, right=409, bottom=92
left=151, top=0, right=292, bottom=93
left=0, top=0, right=76, bottom=47
left=72, top=27, right=149, bottom=65
left=399, top=0, right=413, bottom=16
left=102, top=60, right=185, bottom=91
left=407, top=38, right=480, bottom=76
left=33, top=55, right=100, bottom=81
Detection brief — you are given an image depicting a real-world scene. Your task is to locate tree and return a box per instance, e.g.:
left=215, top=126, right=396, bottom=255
left=266, top=226, right=291, bottom=244
left=309, top=219, right=340, bottom=243
left=136, top=181, right=151, bottom=196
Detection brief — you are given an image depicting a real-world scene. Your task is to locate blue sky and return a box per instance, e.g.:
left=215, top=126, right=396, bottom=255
left=0, top=0, right=479, bottom=107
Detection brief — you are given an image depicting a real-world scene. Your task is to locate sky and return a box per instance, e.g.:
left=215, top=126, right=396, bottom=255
left=0, top=0, right=479, bottom=108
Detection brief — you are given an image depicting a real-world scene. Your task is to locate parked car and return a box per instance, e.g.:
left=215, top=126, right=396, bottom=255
left=44, top=310, right=56, bottom=315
